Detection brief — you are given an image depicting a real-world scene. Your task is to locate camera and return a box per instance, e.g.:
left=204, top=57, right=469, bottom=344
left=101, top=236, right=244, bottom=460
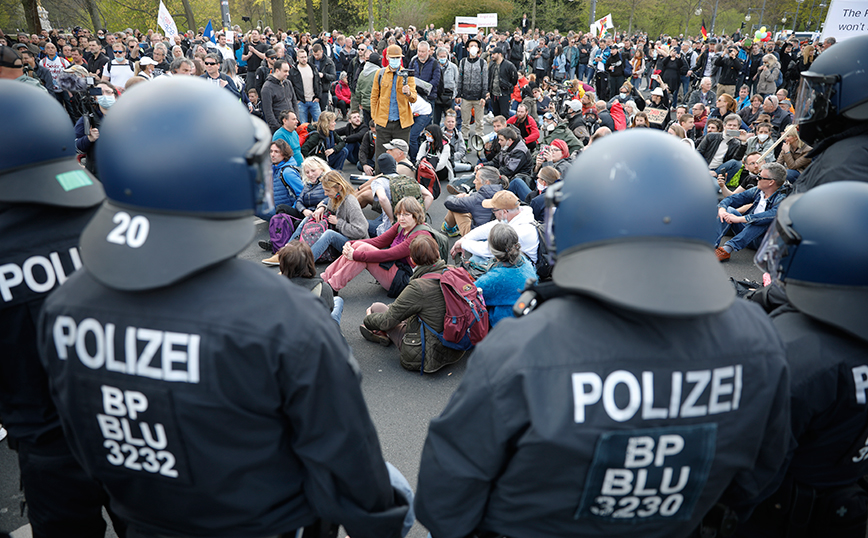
left=397, top=68, right=415, bottom=82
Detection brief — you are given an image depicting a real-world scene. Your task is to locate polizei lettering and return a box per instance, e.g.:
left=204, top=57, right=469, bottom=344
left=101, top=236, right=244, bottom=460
left=52, top=316, right=200, bottom=383
left=0, top=247, right=82, bottom=302
left=572, top=366, right=743, bottom=423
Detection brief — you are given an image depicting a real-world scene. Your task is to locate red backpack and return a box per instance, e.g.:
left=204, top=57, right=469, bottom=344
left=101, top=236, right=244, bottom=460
left=420, top=267, right=489, bottom=356
left=297, top=122, right=310, bottom=146
left=416, top=157, right=441, bottom=199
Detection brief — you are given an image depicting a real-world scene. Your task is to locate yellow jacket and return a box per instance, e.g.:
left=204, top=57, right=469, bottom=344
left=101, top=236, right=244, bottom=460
left=370, top=67, right=418, bottom=129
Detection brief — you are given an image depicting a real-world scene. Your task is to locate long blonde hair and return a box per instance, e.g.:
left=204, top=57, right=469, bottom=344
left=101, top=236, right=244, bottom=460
left=320, top=170, right=354, bottom=209
left=315, top=111, right=337, bottom=136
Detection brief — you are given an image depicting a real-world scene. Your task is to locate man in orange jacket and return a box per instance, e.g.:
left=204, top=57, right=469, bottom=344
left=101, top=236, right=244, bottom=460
left=370, top=44, right=417, bottom=171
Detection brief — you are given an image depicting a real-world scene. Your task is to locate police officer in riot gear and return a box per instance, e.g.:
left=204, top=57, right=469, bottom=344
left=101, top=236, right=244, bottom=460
left=35, top=78, right=411, bottom=538
left=0, top=80, right=123, bottom=537
left=738, top=181, right=868, bottom=538
left=415, top=130, right=791, bottom=538
left=791, top=34, right=868, bottom=194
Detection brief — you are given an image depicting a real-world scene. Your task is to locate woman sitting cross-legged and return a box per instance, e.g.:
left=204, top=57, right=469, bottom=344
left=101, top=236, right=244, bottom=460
left=321, top=196, right=433, bottom=297
left=278, top=240, right=343, bottom=324
left=360, top=235, right=466, bottom=374
left=263, top=171, right=368, bottom=265
left=474, top=223, right=538, bottom=327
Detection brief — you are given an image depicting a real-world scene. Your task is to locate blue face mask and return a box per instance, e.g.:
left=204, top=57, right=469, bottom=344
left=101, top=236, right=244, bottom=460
left=438, top=57, right=447, bottom=65
left=389, top=58, right=401, bottom=70
left=97, top=95, right=116, bottom=109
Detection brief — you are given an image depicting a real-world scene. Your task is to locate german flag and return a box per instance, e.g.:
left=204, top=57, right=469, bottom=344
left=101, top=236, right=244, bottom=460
left=701, top=19, right=708, bottom=40
left=457, top=21, right=476, bottom=29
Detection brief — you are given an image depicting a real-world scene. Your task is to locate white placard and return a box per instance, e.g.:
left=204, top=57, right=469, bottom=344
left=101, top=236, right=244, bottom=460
left=821, top=0, right=868, bottom=42
left=456, top=17, right=479, bottom=34
left=477, top=13, right=498, bottom=28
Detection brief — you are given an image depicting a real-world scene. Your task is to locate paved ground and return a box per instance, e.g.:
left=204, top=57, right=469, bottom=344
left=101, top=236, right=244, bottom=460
left=0, top=116, right=765, bottom=537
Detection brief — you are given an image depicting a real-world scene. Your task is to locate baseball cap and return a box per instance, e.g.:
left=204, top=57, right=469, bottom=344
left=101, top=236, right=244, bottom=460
left=0, top=46, right=22, bottom=68
left=140, top=56, right=158, bottom=66
left=566, top=99, right=582, bottom=112
left=265, top=49, right=277, bottom=58
left=383, top=139, right=409, bottom=153
left=387, top=44, right=403, bottom=57
left=482, top=190, right=520, bottom=210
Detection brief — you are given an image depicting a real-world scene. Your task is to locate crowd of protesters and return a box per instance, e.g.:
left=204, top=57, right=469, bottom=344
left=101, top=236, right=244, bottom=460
left=0, top=18, right=839, bottom=363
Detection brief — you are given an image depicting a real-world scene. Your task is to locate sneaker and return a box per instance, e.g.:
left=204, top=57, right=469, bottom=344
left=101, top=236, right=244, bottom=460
left=258, top=240, right=273, bottom=252
left=262, top=254, right=280, bottom=266
left=0, top=427, right=6, bottom=442
left=440, top=222, right=460, bottom=238
left=715, top=247, right=731, bottom=262
left=446, top=182, right=472, bottom=195
left=360, top=325, right=391, bottom=346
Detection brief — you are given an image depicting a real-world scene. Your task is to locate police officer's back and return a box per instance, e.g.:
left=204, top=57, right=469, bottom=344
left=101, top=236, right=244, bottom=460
left=414, top=130, right=791, bottom=538
left=35, top=78, right=410, bottom=538
left=739, top=181, right=868, bottom=537
left=0, top=80, right=120, bottom=537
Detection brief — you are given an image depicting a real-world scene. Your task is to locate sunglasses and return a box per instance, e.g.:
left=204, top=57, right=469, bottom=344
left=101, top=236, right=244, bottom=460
left=113, top=50, right=125, bottom=54
left=204, top=61, right=218, bottom=65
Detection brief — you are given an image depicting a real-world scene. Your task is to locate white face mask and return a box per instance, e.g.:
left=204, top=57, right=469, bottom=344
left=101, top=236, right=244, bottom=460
left=619, top=92, right=628, bottom=99
left=546, top=122, right=555, bottom=132
left=757, top=133, right=769, bottom=141
left=468, top=47, right=478, bottom=57
left=388, top=58, right=401, bottom=69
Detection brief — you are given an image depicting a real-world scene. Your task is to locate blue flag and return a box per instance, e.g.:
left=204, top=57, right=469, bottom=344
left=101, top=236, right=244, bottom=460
left=204, top=19, right=216, bottom=43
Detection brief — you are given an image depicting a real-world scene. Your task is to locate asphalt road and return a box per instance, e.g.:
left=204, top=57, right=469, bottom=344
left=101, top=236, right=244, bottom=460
left=0, top=119, right=765, bottom=537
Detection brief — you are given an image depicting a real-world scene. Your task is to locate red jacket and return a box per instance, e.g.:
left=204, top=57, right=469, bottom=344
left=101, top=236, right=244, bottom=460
left=336, top=80, right=351, bottom=104
left=507, top=114, right=539, bottom=146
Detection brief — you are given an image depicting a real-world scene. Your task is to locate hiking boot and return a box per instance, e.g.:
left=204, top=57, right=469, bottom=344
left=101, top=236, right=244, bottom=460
left=258, top=240, right=273, bottom=252
left=423, top=351, right=466, bottom=374
left=360, top=325, right=391, bottom=346
left=441, top=222, right=460, bottom=238
left=446, top=182, right=473, bottom=195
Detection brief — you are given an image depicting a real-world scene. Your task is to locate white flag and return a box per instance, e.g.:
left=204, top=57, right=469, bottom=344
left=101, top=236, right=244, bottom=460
left=591, top=14, right=614, bottom=38
left=158, top=1, right=179, bottom=38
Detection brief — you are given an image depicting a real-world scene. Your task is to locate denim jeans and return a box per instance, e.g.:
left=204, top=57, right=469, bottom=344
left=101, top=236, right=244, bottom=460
left=716, top=206, right=769, bottom=252
left=330, top=296, right=344, bottom=324
left=298, top=100, right=321, bottom=123
left=508, top=177, right=532, bottom=202
left=409, top=113, right=432, bottom=162
left=345, top=141, right=360, bottom=165
left=327, top=146, right=348, bottom=171
left=311, top=229, right=350, bottom=261
left=577, top=64, right=590, bottom=83
left=680, top=74, right=691, bottom=100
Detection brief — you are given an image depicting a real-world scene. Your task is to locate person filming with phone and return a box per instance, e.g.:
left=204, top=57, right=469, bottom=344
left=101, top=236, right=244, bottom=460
left=74, top=80, right=118, bottom=178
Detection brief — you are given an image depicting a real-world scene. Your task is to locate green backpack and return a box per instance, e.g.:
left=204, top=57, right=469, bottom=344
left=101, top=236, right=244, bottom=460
left=412, top=223, right=450, bottom=262
left=389, top=174, right=424, bottom=206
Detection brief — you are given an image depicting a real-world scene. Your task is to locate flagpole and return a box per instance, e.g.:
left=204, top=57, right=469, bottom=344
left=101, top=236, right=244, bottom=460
left=589, top=0, right=597, bottom=28
left=710, top=0, right=721, bottom=33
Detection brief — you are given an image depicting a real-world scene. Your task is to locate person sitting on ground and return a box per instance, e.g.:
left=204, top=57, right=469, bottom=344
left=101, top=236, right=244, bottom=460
left=646, top=84, right=672, bottom=130
left=442, top=111, right=472, bottom=173
left=441, top=166, right=503, bottom=238
left=336, top=110, right=369, bottom=168
left=631, top=111, right=651, bottom=128
left=536, top=112, right=582, bottom=156
left=474, top=224, right=538, bottom=327
left=697, top=113, right=748, bottom=183
left=364, top=153, right=433, bottom=237
left=533, top=138, right=574, bottom=179
left=357, top=121, right=377, bottom=174
left=334, top=71, right=352, bottom=119
left=776, top=124, right=812, bottom=182
left=738, top=94, right=764, bottom=127
left=265, top=170, right=368, bottom=265
left=301, top=111, right=348, bottom=171
left=490, top=125, right=533, bottom=186
left=717, top=151, right=764, bottom=197
left=478, top=115, right=508, bottom=166
left=321, top=196, right=434, bottom=296
left=360, top=235, right=466, bottom=374
left=282, top=156, right=329, bottom=220
left=278, top=240, right=343, bottom=324
left=715, top=162, right=789, bottom=262
left=416, top=124, right=453, bottom=183
left=506, top=103, right=540, bottom=152
left=450, top=190, right=539, bottom=272
left=260, top=140, right=303, bottom=222
left=686, top=76, right=717, bottom=110
left=668, top=123, right=695, bottom=149
left=745, top=121, right=775, bottom=162
left=354, top=138, right=414, bottom=197
left=528, top=165, right=560, bottom=222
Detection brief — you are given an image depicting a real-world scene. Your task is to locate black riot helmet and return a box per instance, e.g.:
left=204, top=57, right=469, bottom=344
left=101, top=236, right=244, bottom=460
left=755, top=181, right=868, bottom=341
left=0, top=80, right=105, bottom=208
left=544, top=129, right=733, bottom=316
left=79, top=77, right=273, bottom=291
left=794, top=35, right=868, bottom=145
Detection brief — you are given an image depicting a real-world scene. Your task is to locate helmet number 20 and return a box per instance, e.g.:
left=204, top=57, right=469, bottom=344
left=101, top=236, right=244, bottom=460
left=107, top=212, right=150, bottom=248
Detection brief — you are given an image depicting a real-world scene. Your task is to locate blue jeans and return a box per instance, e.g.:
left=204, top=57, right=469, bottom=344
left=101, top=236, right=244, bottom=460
left=345, top=141, right=360, bottom=164
left=298, top=101, right=321, bottom=124
left=577, top=63, right=590, bottom=83
left=409, top=113, right=432, bottom=162
left=331, top=296, right=344, bottom=324
left=508, top=177, right=532, bottom=202
left=716, top=206, right=769, bottom=252
left=786, top=169, right=801, bottom=183
left=357, top=158, right=375, bottom=172
left=327, top=146, right=348, bottom=171
left=311, top=229, right=350, bottom=261
left=681, top=75, right=691, bottom=100
left=289, top=215, right=309, bottom=242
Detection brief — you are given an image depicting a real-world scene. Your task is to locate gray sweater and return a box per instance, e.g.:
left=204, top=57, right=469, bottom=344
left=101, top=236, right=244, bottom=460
left=318, top=192, right=369, bottom=239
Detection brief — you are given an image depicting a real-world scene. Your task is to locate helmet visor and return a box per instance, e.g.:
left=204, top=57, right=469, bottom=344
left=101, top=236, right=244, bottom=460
left=248, top=116, right=275, bottom=216
left=543, top=181, right=564, bottom=264
left=794, top=73, right=838, bottom=125
left=754, top=194, right=802, bottom=282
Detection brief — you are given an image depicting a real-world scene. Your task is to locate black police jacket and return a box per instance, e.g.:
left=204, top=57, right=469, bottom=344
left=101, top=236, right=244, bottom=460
left=770, top=306, right=868, bottom=486
left=37, top=258, right=409, bottom=537
left=0, top=203, right=96, bottom=445
left=416, top=294, right=790, bottom=538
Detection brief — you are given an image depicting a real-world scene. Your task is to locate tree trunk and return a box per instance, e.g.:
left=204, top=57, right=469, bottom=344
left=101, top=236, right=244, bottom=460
left=84, top=0, right=104, bottom=33
left=321, top=0, right=328, bottom=33
left=531, top=0, right=536, bottom=32
left=180, top=0, right=196, bottom=32
left=271, top=0, right=286, bottom=32
left=306, top=0, right=316, bottom=33
left=22, top=0, right=41, bottom=35
left=368, top=0, right=373, bottom=32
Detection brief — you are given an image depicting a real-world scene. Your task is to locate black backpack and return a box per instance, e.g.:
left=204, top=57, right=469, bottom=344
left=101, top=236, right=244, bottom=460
left=532, top=220, right=553, bottom=281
